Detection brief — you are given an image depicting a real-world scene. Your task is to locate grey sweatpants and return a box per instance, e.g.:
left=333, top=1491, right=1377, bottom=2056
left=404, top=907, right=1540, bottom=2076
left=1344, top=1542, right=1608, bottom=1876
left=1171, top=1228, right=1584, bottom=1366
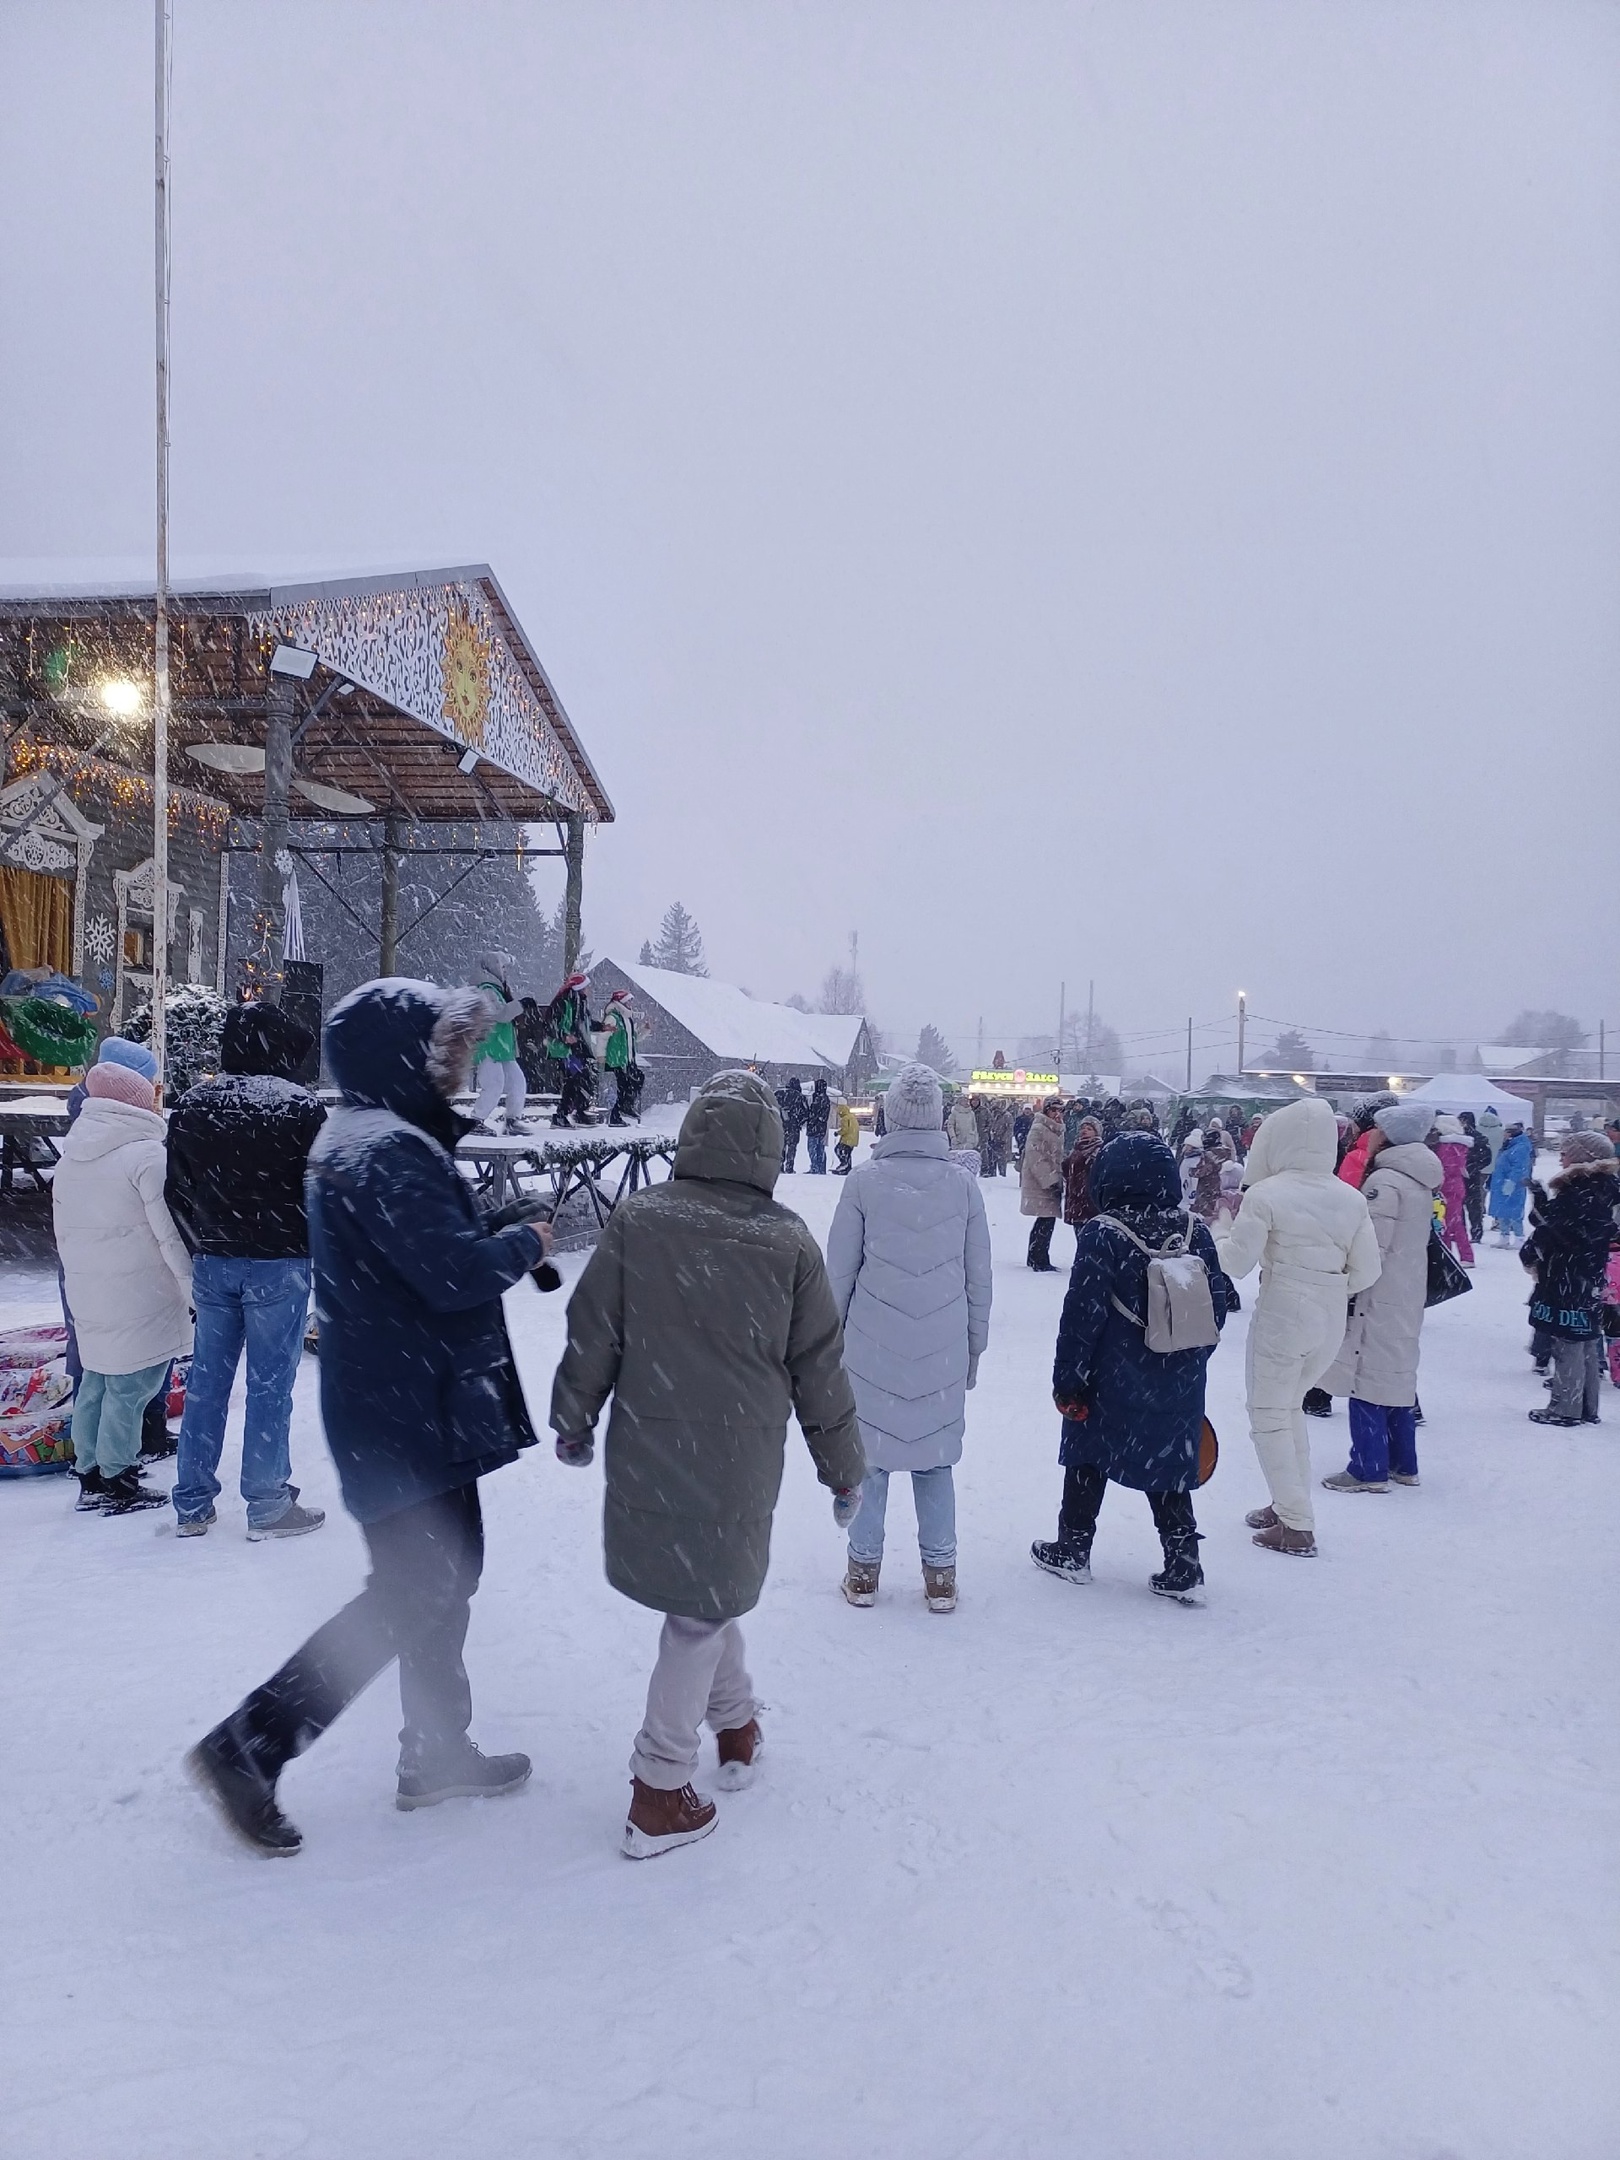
left=631, top=1614, right=756, bottom=1791
left=1549, top=1335, right=1602, bottom=1423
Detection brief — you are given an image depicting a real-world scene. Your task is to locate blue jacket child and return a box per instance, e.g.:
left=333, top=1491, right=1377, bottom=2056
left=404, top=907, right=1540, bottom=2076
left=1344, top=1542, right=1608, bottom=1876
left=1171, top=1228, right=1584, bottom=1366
left=1031, top=1131, right=1229, bottom=1604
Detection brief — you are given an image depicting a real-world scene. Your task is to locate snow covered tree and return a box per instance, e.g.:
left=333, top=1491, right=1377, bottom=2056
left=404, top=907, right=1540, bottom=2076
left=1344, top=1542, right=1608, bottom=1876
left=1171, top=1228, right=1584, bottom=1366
left=649, top=902, right=707, bottom=976
left=1061, top=1011, right=1122, bottom=1077
left=783, top=992, right=812, bottom=1012
left=915, top=1023, right=955, bottom=1074
left=1267, top=1028, right=1314, bottom=1072
left=1499, top=1009, right=1586, bottom=1053
left=818, top=964, right=865, bottom=1014
left=638, top=939, right=654, bottom=965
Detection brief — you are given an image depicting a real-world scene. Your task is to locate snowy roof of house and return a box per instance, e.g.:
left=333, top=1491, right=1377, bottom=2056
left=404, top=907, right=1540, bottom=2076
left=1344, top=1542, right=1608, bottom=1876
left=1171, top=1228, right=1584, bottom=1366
left=1474, top=1045, right=1552, bottom=1072
left=602, top=961, right=866, bottom=1070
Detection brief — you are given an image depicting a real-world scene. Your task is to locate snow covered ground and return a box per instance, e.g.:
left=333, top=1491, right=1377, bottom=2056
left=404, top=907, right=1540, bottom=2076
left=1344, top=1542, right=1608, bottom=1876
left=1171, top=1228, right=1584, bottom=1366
left=3, top=1137, right=1616, bottom=2159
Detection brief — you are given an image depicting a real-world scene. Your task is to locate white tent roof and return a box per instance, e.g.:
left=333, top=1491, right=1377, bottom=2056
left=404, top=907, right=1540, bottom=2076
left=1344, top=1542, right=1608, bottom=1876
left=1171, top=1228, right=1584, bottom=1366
left=606, top=962, right=864, bottom=1070
left=1402, top=1074, right=1537, bottom=1120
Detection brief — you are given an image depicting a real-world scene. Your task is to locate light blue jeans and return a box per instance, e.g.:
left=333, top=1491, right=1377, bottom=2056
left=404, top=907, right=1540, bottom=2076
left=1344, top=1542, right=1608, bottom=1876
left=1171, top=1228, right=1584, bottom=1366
left=847, top=1465, right=957, bottom=1568
left=173, top=1256, right=310, bottom=1529
left=73, top=1363, right=170, bottom=1479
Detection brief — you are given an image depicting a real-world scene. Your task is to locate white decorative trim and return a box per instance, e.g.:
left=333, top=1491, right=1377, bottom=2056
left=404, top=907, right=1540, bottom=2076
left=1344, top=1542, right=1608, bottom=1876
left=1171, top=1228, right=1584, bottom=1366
left=215, top=855, right=230, bottom=994
left=187, top=907, right=204, bottom=985
left=0, top=774, right=104, bottom=978
left=113, top=858, right=185, bottom=1024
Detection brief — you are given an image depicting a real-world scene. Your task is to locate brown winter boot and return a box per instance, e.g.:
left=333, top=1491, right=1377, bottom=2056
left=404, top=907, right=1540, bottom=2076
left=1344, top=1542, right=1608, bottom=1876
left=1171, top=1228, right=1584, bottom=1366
left=1244, top=1505, right=1278, bottom=1530
left=842, top=1559, right=880, bottom=1607
left=621, top=1777, right=718, bottom=1860
left=715, top=1717, right=762, bottom=1790
left=1251, top=1518, right=1317, bottom=1558
left=923, top=1565, right=957, bottom=1613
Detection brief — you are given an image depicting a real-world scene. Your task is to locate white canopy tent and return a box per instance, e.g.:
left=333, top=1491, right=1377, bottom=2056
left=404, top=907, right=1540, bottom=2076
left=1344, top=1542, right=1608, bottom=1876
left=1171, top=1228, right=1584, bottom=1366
left=1401, top=1074, right=1536, bottom=1123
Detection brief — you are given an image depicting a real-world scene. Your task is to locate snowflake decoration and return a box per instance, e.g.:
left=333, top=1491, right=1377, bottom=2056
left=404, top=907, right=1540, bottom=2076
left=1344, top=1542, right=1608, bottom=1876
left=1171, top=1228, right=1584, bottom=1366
left=83, top=913, right=115, bottom=966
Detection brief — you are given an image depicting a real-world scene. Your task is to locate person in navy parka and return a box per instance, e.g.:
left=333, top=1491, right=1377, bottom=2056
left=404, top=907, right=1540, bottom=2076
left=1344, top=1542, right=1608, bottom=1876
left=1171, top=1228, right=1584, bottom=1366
left=187, top=979, right=558, bottom=1855
left=1031, top=1132, right=1228, bottom=1603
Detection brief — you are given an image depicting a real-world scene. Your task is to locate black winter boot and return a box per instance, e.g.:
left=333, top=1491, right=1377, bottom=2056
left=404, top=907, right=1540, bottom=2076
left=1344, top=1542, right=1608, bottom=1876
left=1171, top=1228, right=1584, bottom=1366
left=1031, top=1539, right=1092, bottom=1584
left=186, top=1714, right=302, bottom=1855
left=99, top=1467, right=169, bottom=1515
left=74, top=1467, right=107, bottom=1512
left=1149, top=1491, right=1205, bottom=1604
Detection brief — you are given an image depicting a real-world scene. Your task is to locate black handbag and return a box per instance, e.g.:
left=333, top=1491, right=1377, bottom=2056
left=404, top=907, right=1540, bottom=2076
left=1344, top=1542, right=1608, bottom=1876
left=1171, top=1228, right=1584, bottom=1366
left=1425, top=1226, right=1473, bottom=1308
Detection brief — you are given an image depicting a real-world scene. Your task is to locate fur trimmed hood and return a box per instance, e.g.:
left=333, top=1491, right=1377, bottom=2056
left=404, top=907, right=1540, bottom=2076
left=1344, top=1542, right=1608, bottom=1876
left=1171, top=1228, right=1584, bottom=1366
left=324, top=977, right=496, bottom=1149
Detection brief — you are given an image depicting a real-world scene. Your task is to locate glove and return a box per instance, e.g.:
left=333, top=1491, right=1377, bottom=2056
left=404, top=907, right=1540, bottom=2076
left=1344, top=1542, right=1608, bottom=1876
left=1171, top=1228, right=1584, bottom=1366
left=832, top=1486, right=861, bottom=1530
left=1054, top=1391, right=1088, bottom=1422
left=555, top=1433, right=594, bottom=1467
left=531, top=1260, right=562, bottom=1293
left=485, top=1194, right=555, bottom=1232
left=966, top=1353, right=979, bottom=1391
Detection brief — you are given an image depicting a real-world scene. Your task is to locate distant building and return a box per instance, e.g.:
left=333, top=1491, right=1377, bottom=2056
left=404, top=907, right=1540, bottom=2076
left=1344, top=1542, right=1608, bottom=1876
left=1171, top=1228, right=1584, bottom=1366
left=588, top=959, right=876, bottom=1101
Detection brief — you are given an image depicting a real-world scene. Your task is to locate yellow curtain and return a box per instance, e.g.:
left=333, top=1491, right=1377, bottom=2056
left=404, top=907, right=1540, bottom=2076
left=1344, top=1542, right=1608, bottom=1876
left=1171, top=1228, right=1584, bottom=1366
left=0, top=867, right=73, bottom=974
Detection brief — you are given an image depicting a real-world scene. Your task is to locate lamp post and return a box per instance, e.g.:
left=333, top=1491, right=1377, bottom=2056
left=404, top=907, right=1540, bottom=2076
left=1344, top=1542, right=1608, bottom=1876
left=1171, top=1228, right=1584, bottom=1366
left=151, top=0, right=172, bottom=1073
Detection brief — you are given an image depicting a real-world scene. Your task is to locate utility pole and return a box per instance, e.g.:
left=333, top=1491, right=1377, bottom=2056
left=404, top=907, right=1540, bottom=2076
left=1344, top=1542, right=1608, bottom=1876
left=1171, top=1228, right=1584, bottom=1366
left=1600, top=1019, right=1606, bottom=1081
left=976, top=1014, right=984, bottom=1069
left=562, top=813, right=585, bottom=975
left=1237, top=990, right=1247, bottom=1077
left=1186, top=1017, right=1193, bottom=1092
left=151, top=0, right=173, bottom=1073
left=1085, top=979, right=1094, bottom=1077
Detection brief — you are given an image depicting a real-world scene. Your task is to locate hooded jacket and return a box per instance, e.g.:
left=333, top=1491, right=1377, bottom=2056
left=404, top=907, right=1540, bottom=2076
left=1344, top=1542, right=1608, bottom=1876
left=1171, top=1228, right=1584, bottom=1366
left=1053, top=1133, right=1228, bottom=1492
left=306, top=979, right=546, bottom=1524
left=1217, top=1098, right=1380, bottom=1411
left=1318, top=1139, right=1443, bottom=1406
left=1488, top=1131, right=1535, bottom=1226
left=1519, top=1161, right=1619, bottom=1338
left=550, top=1070, right=865, bottom=1620
left=53, top=1093, right=194, bottom=1375
left=825, top=1123, right=992, bottom=1472
left=165, top=1002, right=326, bottom=1259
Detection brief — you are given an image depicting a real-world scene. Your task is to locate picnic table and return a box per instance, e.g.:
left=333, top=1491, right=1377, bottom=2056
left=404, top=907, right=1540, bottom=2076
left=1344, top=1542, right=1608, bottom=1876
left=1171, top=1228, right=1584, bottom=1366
left=454, top=1128, right=677, bottom=1231
left=0, top=1097, right=71, bottom=1195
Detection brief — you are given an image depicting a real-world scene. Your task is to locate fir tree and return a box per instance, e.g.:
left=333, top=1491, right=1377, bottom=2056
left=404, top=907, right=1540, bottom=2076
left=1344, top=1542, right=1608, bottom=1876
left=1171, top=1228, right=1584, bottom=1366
left=650, top=902, right=708, bottom=975
left=1267, top=1028, right=1314, bottom=1072
left=638, top=939, right=655, bottom=966
left=915, top=1023, right=955, bottom=1074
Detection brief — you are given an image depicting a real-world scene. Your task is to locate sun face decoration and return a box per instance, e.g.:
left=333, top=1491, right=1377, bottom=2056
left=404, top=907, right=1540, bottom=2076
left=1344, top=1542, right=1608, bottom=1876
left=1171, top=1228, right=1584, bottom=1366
left=441, top=601, right=491, bottom=747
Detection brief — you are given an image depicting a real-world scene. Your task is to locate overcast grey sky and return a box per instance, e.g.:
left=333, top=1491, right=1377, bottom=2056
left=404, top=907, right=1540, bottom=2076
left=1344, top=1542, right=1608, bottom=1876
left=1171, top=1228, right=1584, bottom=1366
left=4, top=1, right=1617, bottom=1069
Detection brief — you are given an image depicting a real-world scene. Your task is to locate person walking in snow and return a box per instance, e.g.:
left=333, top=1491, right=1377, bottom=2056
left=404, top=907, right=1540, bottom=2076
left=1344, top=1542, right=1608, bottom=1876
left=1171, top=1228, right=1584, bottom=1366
left=1030, top=1133, right=1228, bottom=1603
left=833, top=1095, right=860, bottom=1173
left=1432, top=1115, right=1475, bottom=1267
left=471, top=951, right=531, bottom=1133
left=1215, top=1099, right=1380, bottom=1558
left=1012, top=1103, right=1035, bottom=1168
left=165, top=1002, right=327, bottom=1540
left=543, top=972, right=597, bottom=1127
left=1487, top=1123, right=1535, bottom=1245
left=1062, top=1114, right=1104, bottom=1230
left=187, top=982, right=559, bottom=1855
left=779, top=1075, right=808, bottom=1172
left=1020, top=1098, right=1066, bottom=1271
left=826, top=1063, right=992, bottom=1615
left=805, top=1076, right=831, bottom=1172
left=600, top=986, right=643, bottom=1125
left=1191, top=1136, right=1225, bottom=1225
left=1519, top=1131, right=1618, bottom=1427
left=1317, top=1101, right=1443, bottom=1494
left=947, top=1091, right=979, bottom=1153
left=52, top=1037, right=194, bottom=1516
left=1459, top=1112, right=1492, bottom=1247
left=986, top=1097, right=1015, bottom=1177
left=550, top=1071, right=865, bottom=1858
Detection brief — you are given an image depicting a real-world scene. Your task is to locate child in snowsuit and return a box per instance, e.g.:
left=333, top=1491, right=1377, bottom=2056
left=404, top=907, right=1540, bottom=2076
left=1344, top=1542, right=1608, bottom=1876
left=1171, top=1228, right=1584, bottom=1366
left=1520, top=1132, right=1619, bottom=1426
left=1031, top=1133, right=1229, bottom=1603
left=1432, top=1116, right=1475, bottom=1267
left=551, top=1072, right=865, bottom=1858
left=834, top=1097, right=859, bottom=1173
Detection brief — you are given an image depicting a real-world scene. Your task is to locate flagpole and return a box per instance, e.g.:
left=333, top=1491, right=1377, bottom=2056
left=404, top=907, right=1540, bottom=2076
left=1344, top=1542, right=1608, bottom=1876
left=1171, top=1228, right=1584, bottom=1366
left=152, top=0, right=172, bottom=1076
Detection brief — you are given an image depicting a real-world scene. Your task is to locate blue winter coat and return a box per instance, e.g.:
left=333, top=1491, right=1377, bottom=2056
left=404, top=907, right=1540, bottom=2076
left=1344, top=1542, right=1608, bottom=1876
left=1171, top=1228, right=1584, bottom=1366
left=307, top=980, right=545, bottom=1524
left=1487, top=1131, right=1534, bottom=1230
left=1052, top=1132, right=1228, bottom=1493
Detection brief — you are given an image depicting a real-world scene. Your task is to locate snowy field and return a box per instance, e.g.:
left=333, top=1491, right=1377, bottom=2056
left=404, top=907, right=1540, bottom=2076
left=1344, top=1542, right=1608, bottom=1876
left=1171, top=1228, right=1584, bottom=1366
left=3, top=1137, right=1616, bottom=2160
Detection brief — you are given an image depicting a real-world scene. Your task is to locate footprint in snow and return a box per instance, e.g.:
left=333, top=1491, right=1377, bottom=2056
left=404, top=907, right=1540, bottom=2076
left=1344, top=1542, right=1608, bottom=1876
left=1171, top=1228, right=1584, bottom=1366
left=1140, top=1898, right=1254, bottom=1999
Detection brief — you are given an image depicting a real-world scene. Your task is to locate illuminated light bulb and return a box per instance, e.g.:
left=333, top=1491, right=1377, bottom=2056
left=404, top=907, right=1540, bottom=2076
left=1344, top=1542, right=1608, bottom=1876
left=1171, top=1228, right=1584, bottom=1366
left=98, top=678, right=143, bottom=717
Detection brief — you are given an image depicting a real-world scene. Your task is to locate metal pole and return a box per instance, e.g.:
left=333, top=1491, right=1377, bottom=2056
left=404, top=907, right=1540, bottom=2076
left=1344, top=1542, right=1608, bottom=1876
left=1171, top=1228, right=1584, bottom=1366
left=151, top=0, right=173, bottom=1074
left=379, top=812, right=403, bottom=974
left=250, top=670, right=294, bottom=1001
left=1057, top=980, right=1065, bottom=1071
left=1237, top=991, right=1247, bottom=1076
left=562, top=813, right=585, bottom=975
left=1601, top=1020, right=1606, bottom=1081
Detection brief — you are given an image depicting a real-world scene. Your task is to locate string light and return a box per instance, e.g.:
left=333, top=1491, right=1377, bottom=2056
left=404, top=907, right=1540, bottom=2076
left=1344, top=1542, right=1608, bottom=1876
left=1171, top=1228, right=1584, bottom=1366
left=5, top=736, right=229, bottom=841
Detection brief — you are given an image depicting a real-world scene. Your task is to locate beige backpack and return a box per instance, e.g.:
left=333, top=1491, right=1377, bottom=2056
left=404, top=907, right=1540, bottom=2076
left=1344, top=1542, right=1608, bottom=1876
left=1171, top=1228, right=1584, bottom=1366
left=1093, top=1211, right=1221, bottom=1353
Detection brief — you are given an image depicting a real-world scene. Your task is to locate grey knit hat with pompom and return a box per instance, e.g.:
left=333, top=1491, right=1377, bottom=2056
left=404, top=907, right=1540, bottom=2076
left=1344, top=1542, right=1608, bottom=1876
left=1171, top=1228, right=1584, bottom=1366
left=885, top=1062, right=945, bottom=1130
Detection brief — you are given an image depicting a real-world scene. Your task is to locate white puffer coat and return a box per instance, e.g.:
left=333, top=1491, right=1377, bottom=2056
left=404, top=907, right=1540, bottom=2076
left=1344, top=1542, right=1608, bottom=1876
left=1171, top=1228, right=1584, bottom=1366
left=53, top=1097, right=194, bottom=1375
left=826, top=1127, right=992, bottom=1470
left=1318, top=1140, right=1442, bottom=1407
left=1217, top=1098, right=1381, bottom=1409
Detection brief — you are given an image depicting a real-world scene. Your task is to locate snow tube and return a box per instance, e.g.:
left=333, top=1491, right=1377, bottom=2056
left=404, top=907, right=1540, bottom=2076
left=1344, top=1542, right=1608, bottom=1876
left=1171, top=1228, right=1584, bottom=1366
left=3, top=996, right=98, bottom=1070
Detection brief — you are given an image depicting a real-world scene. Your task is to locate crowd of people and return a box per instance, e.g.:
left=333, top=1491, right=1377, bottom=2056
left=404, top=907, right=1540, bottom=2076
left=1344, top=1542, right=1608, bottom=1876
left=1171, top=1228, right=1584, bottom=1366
left=42, top=989, right=1620, bottom=1866
left=471, top=954, right=648, bottom=1132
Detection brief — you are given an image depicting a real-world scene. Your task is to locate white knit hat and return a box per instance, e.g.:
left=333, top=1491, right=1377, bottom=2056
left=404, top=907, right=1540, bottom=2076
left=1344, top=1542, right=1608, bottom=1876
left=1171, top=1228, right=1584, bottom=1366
left=884, top=1063, right=944, bottom=1130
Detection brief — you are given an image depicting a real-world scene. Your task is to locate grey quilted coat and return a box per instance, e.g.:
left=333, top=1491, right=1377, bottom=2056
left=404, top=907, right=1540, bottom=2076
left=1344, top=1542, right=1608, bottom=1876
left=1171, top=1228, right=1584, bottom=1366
left=825, top=1128, right=993, bottom=1471
left=1318, top=1140, right=1442, bottom=1408
left=549, top=1070, right=865, bottom=1621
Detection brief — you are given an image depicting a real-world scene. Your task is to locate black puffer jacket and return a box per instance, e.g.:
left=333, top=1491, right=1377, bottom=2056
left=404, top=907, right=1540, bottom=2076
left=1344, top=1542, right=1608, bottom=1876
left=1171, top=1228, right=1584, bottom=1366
left=165, top=1003, right=326, bottom=1259
left=1520, top=1163, right=1619, bottom=1338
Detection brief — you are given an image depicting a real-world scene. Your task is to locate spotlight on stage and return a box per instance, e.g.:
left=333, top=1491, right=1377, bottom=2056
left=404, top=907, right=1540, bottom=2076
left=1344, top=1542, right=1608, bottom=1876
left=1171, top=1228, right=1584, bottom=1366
left=269, top=643, right=318, bottom=679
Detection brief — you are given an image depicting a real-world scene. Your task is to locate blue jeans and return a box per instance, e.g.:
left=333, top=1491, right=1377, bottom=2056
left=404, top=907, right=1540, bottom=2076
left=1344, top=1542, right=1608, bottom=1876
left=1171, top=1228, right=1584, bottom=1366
left=847, top=1465, right=957, bottom=1567
left=806, top=1132, right=828, bottom=1174
left=174, top=1256, right=310, bottom=1529
left=1347, top=1398, right=1418, bottom=1483
left=73, top=1363, right=170, bottom=1479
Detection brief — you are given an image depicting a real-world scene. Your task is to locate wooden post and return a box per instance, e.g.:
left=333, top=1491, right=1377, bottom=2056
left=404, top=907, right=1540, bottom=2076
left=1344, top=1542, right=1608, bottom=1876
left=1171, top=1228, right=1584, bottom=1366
left=379, top=813, right=404, bottom=975
left=151, top=0, right=172, bottom=1069
left=562, top=813, right=585, bottom=975
left=248, top=669, right=294, bottom=1002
